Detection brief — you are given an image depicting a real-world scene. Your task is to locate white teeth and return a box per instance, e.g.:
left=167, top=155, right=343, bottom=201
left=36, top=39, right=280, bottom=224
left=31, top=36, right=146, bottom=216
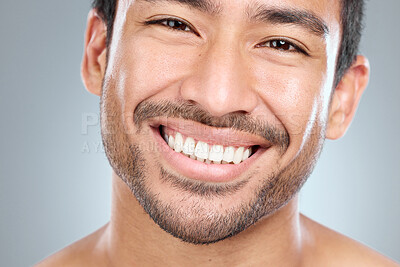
left=223, top=146, right=235, bottom=163
left=168, top=135, right=175, bottom=149
left=163, top=130, right=254, bottom=164
left=209, top=145, right=224, bottom=162
left=194, top=141, right=209, bottom=160
left=233, top=147, right=244, bottom=165
left=242, top=148, right=250, bottom=161
left=174, top=132, right=183, bottom=153
left=182, top=137, right=195, bottom=156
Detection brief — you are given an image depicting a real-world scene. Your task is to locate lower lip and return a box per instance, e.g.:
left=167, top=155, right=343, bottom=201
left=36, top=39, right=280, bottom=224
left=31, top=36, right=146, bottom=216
left=151, top=126, right=266, bottom=183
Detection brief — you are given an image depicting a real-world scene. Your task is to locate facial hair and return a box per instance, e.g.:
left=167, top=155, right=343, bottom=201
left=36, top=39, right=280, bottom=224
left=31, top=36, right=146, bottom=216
left=101, top=95, right=325, bottom=244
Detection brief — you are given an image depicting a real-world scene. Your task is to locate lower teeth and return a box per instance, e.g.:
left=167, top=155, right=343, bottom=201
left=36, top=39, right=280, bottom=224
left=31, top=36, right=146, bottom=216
left=183, top=152, right=234, bottom=164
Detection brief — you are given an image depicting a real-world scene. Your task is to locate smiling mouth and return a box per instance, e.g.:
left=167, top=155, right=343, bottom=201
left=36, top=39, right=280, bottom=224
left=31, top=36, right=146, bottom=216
left=148, top=118, right=271, bottom=182
left=159, top=125, right=259, bottom=165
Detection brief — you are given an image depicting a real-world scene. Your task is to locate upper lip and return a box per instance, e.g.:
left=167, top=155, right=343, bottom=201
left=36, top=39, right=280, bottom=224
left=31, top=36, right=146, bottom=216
left=148, top=117, right=272, bottom=148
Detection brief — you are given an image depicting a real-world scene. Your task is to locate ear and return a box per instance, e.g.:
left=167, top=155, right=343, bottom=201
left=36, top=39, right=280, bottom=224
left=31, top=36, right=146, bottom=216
left=81, top=9, right=107, bottom=96
left=326, top=55, right=370, bottom=140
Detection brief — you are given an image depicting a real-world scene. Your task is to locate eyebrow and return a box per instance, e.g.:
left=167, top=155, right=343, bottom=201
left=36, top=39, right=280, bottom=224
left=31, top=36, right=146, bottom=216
left=140, top=0, right=329, bottom=37
left=248, top=5, right=330, bottom=37
left=140, top=0, right=222, bottom=15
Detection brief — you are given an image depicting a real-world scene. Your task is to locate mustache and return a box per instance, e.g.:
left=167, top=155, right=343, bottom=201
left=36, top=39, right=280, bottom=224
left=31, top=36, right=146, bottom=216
left=134, top=100, right=290, bottom=151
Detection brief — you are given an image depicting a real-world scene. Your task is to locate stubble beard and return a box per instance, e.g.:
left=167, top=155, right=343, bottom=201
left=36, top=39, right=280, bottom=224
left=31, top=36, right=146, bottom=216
left=101, top=92, right=325, bottom=244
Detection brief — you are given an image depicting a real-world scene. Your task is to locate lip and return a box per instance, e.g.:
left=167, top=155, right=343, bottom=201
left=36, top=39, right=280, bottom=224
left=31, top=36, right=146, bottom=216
left=149, top=120, right=269, bottom=183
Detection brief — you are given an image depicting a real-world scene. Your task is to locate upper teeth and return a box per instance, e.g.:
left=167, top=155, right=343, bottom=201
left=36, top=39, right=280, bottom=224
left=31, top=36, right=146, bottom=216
left=163, top=130, right=252, bottom=165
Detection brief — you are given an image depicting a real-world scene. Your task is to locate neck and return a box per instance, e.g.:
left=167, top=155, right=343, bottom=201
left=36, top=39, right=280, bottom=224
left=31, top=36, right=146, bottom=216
left=101, top=173, right=304, bottom=266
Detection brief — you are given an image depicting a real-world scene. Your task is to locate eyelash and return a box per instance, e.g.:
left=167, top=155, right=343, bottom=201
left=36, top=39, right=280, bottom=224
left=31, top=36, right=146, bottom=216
left=145, top=18, right=200, bottom=36
left=256, top=39, right=309, bottom=56
left=145, top=18, right=308, bottom=55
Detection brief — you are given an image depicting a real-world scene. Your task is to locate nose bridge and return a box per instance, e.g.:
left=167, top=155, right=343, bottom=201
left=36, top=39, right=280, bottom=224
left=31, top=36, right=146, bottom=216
left=204, top=37, right=244, bottom=89
left=181, top=34, right=257, bottom=117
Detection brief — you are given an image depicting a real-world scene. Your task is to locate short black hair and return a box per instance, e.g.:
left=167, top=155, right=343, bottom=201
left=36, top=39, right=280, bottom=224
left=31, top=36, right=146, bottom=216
left=91, top=0, right=365, bottom=87
left=336, top=0, right=365, bottom=86
left=92, top=0, right=116, bottom=48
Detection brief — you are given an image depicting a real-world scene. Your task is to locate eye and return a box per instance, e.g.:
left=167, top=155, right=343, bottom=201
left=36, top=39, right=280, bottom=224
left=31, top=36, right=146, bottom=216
left=256, top=39, right=308, bottom=55
left=145, top=18, right=200, bottom=36
left=161, top=19, right=191, bottom=32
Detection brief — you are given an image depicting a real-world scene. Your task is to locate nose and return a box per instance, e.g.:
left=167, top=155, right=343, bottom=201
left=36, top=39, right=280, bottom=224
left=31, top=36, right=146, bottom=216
left=180, top=38, right=258, bottom=117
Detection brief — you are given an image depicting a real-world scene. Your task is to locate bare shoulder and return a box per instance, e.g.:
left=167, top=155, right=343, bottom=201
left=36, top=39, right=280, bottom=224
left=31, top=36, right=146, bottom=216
left=35, top=224, right=109, bottom=267
left=300, top=214, right=399, bottom=267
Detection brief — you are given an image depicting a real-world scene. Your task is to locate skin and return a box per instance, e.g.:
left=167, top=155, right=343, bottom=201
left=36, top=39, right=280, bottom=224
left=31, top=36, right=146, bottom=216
left=37, top=0, right=399, bottom=266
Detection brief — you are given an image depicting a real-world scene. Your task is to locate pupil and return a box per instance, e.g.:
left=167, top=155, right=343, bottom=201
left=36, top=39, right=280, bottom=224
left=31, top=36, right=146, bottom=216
left=168, top=20, right=186, bottom=31
left=273, top=40, right=290, bottom=50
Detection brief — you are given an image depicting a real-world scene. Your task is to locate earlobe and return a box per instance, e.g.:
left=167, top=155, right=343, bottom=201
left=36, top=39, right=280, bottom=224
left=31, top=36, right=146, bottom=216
left=81, top=9, right=107, bottom=96
left=326, top=55, right=370, bottom=140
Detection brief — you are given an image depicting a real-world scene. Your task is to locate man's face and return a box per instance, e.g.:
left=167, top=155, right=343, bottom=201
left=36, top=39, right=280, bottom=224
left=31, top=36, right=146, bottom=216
left=100, top=0, right=341, bottom=244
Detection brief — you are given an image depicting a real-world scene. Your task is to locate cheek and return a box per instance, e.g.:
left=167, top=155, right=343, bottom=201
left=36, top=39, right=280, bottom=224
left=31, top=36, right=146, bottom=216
left=254, top=61, right=327, bottom=143
left=111, top=36, right=199, bottom=113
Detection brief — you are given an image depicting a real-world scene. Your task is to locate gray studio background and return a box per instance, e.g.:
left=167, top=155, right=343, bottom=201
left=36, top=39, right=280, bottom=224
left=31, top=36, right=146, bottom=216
left=0, top=0, right=399, bottom=266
